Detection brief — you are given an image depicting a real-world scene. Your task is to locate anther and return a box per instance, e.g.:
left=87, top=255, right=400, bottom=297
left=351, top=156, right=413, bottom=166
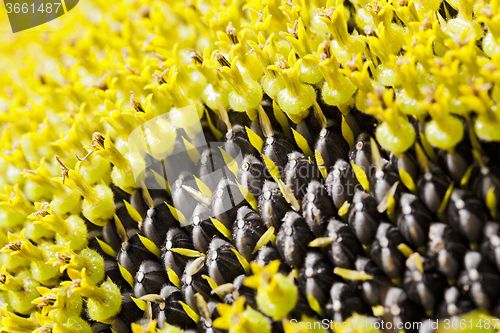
left=189, top=49, right=203, bottom=64
left=32, top=202, right=50, bottom=217
left=153, top=73, right=167, bottom=85
left=226, top=22, right=239, bottom=44
left=124, top=65, right=139, bottom=75
left=216, top=54, right=231, bottom=68
left=4, top=241, right=22, bottom=252
left=130, top=92, right=145, bottom=112
left=55, top=155, right=69, bottom=184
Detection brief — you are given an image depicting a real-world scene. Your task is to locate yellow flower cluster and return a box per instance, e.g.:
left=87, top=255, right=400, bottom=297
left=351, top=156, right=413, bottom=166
left=0, top=0, right=499, bottom=331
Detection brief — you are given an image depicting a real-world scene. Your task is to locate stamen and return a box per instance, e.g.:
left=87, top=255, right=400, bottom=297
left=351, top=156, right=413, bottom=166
left=189, top=49, right=203, bottom=64
left=216, top=54, right=231, bottom=68
left=226, top=22, right=239, bottom=44
left=130, top=92, right=145, bottom=112
left=55, top=155, right=69, bottom=184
